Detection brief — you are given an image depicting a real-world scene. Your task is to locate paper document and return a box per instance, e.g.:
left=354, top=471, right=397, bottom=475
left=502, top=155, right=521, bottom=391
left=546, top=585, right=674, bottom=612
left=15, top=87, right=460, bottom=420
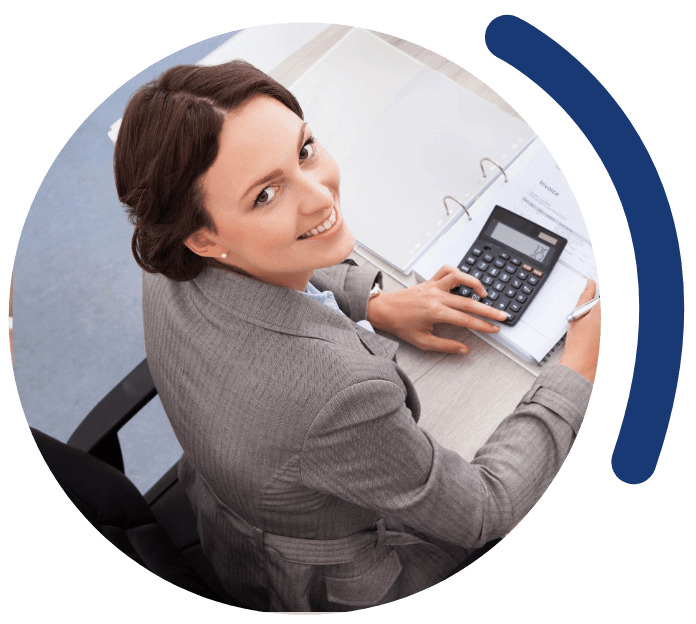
left=413, top=144, right=597, bottom=364
left=493, top=149, right=597, bottom=282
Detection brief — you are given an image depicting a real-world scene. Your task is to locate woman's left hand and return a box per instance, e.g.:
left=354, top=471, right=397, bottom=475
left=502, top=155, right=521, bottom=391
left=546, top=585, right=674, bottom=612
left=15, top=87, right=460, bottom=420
left=366, top=265, right=509, bottom=354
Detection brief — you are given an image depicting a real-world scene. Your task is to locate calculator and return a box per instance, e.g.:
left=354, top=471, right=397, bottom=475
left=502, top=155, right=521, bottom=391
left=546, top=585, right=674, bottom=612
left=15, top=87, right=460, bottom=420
left=454, top=205, right=568, bottom=326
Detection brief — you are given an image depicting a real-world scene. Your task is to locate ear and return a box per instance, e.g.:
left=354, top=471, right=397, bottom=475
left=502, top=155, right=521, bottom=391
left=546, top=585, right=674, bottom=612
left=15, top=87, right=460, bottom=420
left=184, top=229, right=223, bottom=258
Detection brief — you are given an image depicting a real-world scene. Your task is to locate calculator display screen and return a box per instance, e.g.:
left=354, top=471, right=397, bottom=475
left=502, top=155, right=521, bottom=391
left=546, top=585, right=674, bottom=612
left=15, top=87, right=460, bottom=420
left=490, top=221, right=551, bottom=263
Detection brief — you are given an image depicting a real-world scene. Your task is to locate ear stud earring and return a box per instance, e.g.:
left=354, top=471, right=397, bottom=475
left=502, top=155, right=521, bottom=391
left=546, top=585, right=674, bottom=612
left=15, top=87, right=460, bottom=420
left=221, top=253, right=228, bottom=259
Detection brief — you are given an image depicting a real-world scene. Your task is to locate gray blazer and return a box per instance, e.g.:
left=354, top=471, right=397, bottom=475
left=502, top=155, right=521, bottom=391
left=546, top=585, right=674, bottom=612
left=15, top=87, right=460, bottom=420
left=142, top=260, right=592, bottom=612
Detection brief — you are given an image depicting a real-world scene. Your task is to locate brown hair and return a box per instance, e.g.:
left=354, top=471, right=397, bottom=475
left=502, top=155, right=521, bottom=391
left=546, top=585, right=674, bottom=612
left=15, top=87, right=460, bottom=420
left=114, top=61, right=304, bottom=281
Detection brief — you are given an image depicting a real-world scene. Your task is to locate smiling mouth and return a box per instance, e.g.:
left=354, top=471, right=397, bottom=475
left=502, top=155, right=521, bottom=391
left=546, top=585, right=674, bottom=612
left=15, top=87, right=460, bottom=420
left=298, top=207, right=338, bottom=240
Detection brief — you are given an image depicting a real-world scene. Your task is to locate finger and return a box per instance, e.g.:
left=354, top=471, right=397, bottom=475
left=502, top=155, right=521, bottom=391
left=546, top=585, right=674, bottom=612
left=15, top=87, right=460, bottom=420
left=430, top=264, right=457, bottom=282
left=580, top=298, right=601, bottom=321
left=575, top=278, right=597, bottom=306
left=443, top=293, right=509, bottom=323
left=437, top=306, right=503, bottom=333
left=417, top=334, right=470, bottom=355
left=440, top=268, right=488, bottom=297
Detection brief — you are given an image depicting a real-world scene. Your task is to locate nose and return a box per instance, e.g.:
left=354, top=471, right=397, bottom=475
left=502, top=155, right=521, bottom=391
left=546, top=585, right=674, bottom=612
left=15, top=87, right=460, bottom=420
left=296, top=168, right=335, bottom=216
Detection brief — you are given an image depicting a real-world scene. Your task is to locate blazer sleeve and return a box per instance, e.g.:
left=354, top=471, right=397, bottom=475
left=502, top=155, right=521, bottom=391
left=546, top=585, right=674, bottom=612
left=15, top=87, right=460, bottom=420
left=300, top=363, right=592, bottom=549
left=311, top=260, right=382, bottom=323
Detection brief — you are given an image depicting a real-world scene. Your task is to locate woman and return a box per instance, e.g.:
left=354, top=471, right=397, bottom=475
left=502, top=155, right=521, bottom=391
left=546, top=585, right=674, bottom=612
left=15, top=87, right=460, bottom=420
left=114, top=61, right=600, bottom=612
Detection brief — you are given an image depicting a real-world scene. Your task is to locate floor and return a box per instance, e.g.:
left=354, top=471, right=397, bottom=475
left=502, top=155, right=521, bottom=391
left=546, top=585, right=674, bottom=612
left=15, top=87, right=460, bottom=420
left=12, top=31, right=238, bottom=493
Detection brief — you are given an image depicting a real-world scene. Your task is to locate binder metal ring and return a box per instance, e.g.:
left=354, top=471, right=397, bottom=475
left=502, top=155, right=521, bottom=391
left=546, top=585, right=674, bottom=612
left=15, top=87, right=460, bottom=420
left=480, top=158, right=509, bottom=182
left=442, top=195, right=472, bottom=220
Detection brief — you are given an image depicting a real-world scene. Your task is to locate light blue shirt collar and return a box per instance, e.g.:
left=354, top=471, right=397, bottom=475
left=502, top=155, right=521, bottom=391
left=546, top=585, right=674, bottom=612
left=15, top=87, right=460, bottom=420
left=302, top=282, right=375, bottom=333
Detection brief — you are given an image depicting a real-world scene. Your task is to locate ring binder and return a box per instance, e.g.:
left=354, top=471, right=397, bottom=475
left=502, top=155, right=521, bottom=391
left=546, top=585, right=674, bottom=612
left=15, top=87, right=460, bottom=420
left=538, top=336, right=567, bottom=367
left=443, top=155, right=512, bottom=217
left=442, top=195, right=472, bottom=219
left=480, top=158, right=509, bottom=183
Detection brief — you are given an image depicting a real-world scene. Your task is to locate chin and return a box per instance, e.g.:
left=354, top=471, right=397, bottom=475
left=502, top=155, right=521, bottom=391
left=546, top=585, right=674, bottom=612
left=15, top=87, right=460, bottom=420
left=315, top=228, right=355, bottom=270
left=334, top=228, right=356, bottom=263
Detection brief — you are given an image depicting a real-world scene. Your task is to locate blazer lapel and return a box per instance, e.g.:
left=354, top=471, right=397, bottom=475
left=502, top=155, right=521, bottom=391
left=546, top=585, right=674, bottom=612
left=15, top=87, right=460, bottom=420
left=194, top=268, right=394, bottom=354
left=354, top=325, right=399, bottom=360
left=310, top=267, right=399, bottom=361
left=309, top=269, right=352, bottom=319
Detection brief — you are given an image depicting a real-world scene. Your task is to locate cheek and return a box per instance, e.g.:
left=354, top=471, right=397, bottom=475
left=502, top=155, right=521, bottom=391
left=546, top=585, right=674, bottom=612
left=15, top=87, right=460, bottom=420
left=256, top=213, right=298, bottom=249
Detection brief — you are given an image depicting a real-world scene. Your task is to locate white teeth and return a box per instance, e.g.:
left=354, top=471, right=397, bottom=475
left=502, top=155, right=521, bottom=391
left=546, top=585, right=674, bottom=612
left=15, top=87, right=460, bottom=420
left=300, top=208, right=338, bottom=239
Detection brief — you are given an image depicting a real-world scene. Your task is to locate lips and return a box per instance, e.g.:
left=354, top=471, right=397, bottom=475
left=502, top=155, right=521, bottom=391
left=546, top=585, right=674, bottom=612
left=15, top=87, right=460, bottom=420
left=298, top=207, right=338, bottom=240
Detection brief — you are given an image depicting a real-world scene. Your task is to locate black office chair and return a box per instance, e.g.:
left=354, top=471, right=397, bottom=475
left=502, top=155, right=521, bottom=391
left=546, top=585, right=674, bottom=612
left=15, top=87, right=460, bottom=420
left=30, top=359, right=256, bottom=610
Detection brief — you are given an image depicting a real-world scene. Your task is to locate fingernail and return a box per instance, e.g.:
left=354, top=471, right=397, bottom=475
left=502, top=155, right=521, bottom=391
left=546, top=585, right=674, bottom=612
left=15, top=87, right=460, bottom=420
left=458, top=348, right=468, bottom=355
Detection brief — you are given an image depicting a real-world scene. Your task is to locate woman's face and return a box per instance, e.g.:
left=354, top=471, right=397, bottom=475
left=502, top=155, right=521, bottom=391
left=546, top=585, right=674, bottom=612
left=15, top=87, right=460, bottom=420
left=188, top=95, right=355, bottom=290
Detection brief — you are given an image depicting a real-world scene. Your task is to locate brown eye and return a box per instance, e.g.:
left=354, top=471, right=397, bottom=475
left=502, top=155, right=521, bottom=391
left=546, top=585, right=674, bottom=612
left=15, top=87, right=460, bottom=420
left=254, top=186, right=276, bottom=207
left=299, top=139, right=315, bottom=161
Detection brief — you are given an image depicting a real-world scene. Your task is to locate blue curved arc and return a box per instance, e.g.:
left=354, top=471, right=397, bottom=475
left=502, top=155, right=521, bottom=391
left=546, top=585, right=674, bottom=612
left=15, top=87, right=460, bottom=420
left=485, top=15, right=683, bottom=484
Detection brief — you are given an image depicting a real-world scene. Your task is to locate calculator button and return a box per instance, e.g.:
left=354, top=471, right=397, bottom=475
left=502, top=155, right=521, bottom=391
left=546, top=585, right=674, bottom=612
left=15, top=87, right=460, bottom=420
left=522, top=284, right=533, bottom=295
left=510, top=302, right=522, bottom=312
left=459, top=287, right=471, bottom=297
left=505, top=264, right=516, bottom=274
left=527, top=275, right=539, bottom=285
left=471, top=294, right=481, bottom=302
left=483, top=300, right=493, bottom=306
left=483, top=252, right=494, bottom=262
left=533, top=269, right=544, bottom=277
left=495, top=298, right=509, bottom=311
left=482, top=275, right=494, bottom=286
left=522, top=263, right=533, bottom=272
left=488, top=267, right=500, bottom=277
left=516, top=293, right=528, bottom=303
left=499, top=273, right=511, bottom=283
left=505, top=287, right=516, bottom=298
left=512, top=279, right=522, bottom=289
left=472, top=270, right=483, bottom=280
left=499, top=252, right=510, bottom=260
left=465, top=256, right=476, bottom=265
left=486, top=290, right=499, bottom=301
left=494, top=282, right=505, bottom=292
left=517, top=270, right=528, bottom=280
left=505, top=312, right=517, bottom=323
left=471, top=247, right=482, bottom=257
left=511, top=257, right=521, bottom=265
left=494, top=258, right=506, bottom=268
left=477, top=261, right=489, bottom=271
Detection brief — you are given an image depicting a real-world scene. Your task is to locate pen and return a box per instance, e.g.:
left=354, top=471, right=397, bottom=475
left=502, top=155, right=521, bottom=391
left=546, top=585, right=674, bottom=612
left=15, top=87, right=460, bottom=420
left=566, top=296, right=600, bottom=322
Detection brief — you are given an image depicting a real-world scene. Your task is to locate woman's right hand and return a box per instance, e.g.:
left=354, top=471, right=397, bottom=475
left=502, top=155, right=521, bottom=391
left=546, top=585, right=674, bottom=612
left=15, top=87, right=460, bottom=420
left=559, top=279, right=601, bottom=383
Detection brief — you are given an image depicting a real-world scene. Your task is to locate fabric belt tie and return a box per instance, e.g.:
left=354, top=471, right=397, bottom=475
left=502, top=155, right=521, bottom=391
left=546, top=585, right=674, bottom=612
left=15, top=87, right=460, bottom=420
left=201, top=475, right=431, bottom=566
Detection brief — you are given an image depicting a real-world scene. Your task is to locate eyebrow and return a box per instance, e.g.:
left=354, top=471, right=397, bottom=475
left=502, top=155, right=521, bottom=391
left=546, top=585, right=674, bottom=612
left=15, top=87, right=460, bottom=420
left=241, top=122, right=308, bottom=202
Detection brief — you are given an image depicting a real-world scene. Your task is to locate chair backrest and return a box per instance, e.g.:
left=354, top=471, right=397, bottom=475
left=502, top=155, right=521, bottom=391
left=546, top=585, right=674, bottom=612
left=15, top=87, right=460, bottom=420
left=30, top=427, right=234, bottom=604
